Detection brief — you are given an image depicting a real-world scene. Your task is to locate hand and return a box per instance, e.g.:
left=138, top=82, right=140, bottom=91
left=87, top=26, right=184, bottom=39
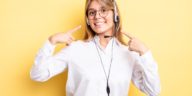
left=49, top=25, right=81, bottom=45
left=121, top=31, right=149, bottom=56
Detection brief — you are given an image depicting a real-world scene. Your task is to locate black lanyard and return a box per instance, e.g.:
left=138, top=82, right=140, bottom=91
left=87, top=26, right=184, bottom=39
left=93, top=38, right=114, bottom=96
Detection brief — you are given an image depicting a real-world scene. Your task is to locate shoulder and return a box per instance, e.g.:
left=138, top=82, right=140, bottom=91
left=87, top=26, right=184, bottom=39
left=67, top=40, right=93, bottom=50
left=118, top=43, right=140, bottom=59
left=70, top=40, right=91, bottom=47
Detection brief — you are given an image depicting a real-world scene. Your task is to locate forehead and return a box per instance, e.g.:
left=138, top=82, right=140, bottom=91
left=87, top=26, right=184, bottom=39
left=88, top=0, right=104, bottom=10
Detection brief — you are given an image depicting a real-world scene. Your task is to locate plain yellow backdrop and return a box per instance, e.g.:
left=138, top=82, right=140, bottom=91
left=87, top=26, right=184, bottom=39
left=0, top=0, right=192, bottom=96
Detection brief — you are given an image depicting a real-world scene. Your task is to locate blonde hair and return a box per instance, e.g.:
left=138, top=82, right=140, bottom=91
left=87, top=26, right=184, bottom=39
left=83, top=0, right=126, bottom=45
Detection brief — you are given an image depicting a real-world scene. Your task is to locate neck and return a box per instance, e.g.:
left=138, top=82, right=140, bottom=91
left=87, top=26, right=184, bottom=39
left=97, top=26, right=115, bottom=48
left=98, top=33, right=113, bottom=48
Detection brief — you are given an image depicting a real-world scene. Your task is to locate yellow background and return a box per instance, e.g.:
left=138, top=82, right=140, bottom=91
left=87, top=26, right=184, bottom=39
left=0, top=0, right=192, bottom=96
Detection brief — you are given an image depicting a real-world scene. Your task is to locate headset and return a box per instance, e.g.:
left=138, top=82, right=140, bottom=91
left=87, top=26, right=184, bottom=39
left=113, top=0, right=120, bottom=36
left=113, top=0, right=119, bottom=23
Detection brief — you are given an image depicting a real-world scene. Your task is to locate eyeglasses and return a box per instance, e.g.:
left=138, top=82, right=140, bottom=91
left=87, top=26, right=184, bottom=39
left=87, top=8, right=111, bottom=20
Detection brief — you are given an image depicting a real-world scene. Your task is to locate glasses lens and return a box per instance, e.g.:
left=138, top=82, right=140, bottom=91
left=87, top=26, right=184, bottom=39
left=100, top=8, right=108, bottom=17
left=88, top=10, right=96, bottom=19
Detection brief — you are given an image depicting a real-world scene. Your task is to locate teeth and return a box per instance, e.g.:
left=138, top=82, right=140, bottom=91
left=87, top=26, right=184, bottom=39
left=95, top=22, right=104, bottom=26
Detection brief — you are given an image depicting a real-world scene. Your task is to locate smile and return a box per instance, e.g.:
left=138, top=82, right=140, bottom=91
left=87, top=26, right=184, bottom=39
left=94, top=22, right=105, bottom=27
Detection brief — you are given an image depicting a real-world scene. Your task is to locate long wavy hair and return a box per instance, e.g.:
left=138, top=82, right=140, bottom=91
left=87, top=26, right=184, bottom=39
left=83, top=0, right=126, bottom=45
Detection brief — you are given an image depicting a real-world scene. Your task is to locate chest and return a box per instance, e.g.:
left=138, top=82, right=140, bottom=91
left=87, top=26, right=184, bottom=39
left=69, top=46, right=134, bottom=83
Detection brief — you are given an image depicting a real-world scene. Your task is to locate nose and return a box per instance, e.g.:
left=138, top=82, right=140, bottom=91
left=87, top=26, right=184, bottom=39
left=95, top=11, right=102, bottom=19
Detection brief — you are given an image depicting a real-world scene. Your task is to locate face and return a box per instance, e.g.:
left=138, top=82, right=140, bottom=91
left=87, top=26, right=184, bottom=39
left=87, top=0, right=114, bottom=35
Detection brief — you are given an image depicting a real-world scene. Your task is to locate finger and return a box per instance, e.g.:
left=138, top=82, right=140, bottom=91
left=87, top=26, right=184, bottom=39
left=66, top=39, right=72, bottom=46
left=128, top=46, right=133, bottom=51
left=68, top=37, right=73, bottom=42
left=121, top=31, right=134, bottom=39
left=128, top=40, right=131, bottom=46
left=70, top=35, right=76, bottom=41
left=68, top=25, right=82, bottom=34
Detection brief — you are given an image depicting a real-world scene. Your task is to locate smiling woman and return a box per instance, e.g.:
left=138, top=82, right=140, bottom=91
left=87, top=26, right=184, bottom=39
left=30, top=0, right=161, bottom=96
left=84, top=0, right=124, bottom=44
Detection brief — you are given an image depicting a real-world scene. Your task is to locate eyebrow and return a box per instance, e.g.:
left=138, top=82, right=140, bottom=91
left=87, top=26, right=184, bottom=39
left=88, top=6, right=105, bottom=11
left=88, top=8, right=95, bottom=11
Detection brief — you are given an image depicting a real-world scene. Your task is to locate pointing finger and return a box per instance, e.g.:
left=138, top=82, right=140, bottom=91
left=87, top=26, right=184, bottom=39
left=70, top=35, right=76, bottom=41
left=121, top=31, right=134, bottom=39
left=68, top=25, right=82, bottom=34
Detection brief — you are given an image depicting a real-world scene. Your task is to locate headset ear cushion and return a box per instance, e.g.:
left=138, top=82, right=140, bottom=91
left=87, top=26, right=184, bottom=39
left=113, top=0, right=119, bottom=23
left=86, top=18, right=90, bottom=25
left=114, top=13, right=119, bottom=23
left=114, top=15, right=117, bottom=22
left=116, top=15, right=119, bottom=22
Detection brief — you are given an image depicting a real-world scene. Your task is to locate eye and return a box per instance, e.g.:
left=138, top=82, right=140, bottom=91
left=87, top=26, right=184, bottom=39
left=101, top=8, right=107, bottom=13
left=88, top=10, right=95, bottom=16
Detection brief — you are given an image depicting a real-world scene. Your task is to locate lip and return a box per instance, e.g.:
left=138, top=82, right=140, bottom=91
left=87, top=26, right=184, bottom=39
left=95, top=22, right=103, bottom=25
left=94, top=22, right=105, bottom=27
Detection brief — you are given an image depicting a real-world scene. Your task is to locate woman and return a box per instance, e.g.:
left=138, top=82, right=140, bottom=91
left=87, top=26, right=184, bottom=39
left=30, top=0, right=161, bottom=96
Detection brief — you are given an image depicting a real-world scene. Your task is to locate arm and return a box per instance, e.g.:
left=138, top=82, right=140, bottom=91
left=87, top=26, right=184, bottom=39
left=30, top=40, right=70, bottom=82
left=30, top=25, right=81, bottom=82
left=131, top=51, right=161, bottom=96
left=121, top=31, right=161, bottom=95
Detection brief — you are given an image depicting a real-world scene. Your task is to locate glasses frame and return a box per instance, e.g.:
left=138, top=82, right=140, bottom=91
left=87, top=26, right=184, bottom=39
left=87, top=8, right=112, bottom=20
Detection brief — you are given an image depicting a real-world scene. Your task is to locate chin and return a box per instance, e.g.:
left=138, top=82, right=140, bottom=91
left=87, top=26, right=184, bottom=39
left=93, top=28, right=107, bottom=34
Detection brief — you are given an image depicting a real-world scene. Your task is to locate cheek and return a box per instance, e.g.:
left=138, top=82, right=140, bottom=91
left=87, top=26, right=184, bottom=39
left=107, top=18, right=114, bottom=25
left=106, top=13, right=114, bottom=24
left=105, top=18, right=114, bottom=29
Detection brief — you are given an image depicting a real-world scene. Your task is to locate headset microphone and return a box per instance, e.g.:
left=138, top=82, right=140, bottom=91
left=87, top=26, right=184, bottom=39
left=104, top=35, right=113, bottom=38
